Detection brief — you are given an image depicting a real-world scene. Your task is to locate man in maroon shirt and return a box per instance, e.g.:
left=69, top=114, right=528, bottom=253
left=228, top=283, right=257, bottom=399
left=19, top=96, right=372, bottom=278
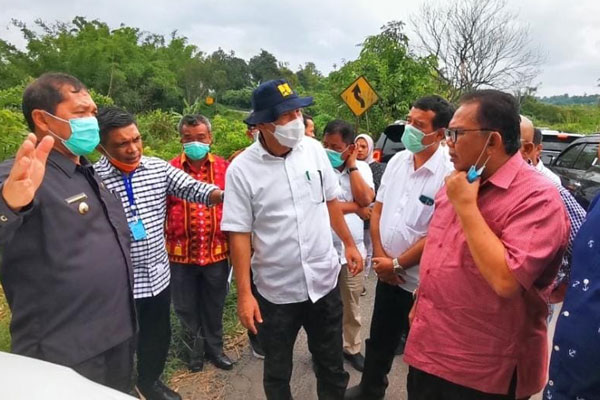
left=404, top=90, right=569, bottom=400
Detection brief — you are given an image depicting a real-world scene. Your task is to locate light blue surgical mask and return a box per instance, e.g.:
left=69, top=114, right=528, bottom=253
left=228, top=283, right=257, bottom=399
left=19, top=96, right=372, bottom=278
left=44, top=111, right=100, bottom=156
left=325, top=147, right=347, bottom=168
left=183, top=141, right=210, bottom=160
left=401, top=124, right=436, bottom=153
left=466, top=133, right=492, bottom=183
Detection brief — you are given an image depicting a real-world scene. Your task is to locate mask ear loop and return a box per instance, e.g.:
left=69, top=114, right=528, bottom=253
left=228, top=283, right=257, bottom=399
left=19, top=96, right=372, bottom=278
left=467, top=132, right=494, bottom=183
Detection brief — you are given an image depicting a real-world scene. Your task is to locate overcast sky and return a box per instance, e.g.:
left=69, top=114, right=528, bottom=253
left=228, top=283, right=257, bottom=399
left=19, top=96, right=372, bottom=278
left=1, top=0, right=598, bottom=97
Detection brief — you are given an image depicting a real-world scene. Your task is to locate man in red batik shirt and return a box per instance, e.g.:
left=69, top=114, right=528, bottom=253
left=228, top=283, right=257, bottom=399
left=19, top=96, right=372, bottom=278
left=166, top=114, right=233, bottom=372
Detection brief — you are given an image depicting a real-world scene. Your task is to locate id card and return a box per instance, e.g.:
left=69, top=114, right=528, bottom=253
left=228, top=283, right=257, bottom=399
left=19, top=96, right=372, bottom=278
left=129, top=218, right=147, bottom=240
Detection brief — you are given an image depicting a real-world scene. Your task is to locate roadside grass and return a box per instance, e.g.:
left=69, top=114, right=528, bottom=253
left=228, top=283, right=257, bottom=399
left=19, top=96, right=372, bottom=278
left=0, top=281, right=243, bottom=381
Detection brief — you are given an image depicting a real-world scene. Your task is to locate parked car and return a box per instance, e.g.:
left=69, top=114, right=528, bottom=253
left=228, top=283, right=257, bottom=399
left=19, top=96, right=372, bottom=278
left=539, top=130, right=584, bottom=165
left=550, top=134, right=600, bottom=209
left=373, top=120, right=406, bottom=163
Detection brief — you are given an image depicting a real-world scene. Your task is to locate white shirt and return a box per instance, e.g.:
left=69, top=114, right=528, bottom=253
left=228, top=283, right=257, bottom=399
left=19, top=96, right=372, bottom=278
left=221, top=136, right=341, bottom=304
left=376, top=146, right=453, bottom=292
left=331, top=161, right=374, bottom=264
left=95, top=156, right=218, bottom=299
left=536, top=160, right=562, bottom=186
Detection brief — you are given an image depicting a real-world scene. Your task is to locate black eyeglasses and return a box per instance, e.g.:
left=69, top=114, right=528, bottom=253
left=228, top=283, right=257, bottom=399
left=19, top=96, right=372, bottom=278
left=444, top=128, right=495, bottom=143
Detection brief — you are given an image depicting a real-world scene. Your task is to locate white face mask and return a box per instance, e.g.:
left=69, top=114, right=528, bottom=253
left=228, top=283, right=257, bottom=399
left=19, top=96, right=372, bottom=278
left=271, top=118, right=305, bottom=148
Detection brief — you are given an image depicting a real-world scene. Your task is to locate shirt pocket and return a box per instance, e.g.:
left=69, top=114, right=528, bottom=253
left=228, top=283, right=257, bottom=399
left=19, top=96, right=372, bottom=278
left=406, top=200, right=434, bottom=232
left=304, top=170, right=325, bottom=204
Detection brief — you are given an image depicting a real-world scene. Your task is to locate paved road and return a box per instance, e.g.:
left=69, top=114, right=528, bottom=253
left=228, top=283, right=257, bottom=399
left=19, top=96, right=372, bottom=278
left=177, top=271, right=554, bottom=399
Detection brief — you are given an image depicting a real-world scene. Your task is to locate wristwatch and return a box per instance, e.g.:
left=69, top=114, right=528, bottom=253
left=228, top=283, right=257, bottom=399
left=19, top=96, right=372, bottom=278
left=392, top=258, right=405, bottom=275
left=348, top=167, right=359, bottom=173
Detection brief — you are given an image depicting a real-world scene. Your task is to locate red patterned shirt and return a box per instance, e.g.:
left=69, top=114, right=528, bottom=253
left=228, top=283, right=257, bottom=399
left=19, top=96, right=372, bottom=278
left=166, top=153, right=229, bottom=266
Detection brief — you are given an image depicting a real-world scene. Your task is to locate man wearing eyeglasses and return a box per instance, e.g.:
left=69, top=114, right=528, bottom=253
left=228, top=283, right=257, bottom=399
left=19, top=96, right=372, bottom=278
left=404, top=90, right=570, bottom=399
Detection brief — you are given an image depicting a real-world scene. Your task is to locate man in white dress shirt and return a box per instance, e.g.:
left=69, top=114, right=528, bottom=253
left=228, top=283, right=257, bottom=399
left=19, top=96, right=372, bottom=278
left=323, top=120, right=375, bottom=373
left=345, top=95, right=454, bottom=400
left=221, top=79, right=363, bottom=400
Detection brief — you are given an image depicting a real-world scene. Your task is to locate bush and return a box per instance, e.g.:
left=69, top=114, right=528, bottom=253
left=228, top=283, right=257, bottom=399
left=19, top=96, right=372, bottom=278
left=0, top=109, right=28, bottom=162
left=221, top=88, right=253, bottom=109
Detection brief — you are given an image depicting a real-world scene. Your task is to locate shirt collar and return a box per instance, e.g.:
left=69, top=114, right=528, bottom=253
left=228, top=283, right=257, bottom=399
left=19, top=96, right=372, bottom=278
left=409, top=145, right=447, bottom=174
left=48, top=150, right=91, bottom=178
left=256, top=136, right=305, bottom=160
left=486, top=152, right=524, bottom=190
left=98, top=155, right=148, bottom=176
left=181, top=152, right=214, bottom=166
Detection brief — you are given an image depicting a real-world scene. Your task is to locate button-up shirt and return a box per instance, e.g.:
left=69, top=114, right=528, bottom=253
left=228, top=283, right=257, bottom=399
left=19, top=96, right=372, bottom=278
left=221, top=136, right=341, bottom=304
left=166, top=153, right=229, bottom=266
left=404, top=153, right=570, bottom=398
left=0, top=151, right=135, bottom=366
left=544, top=194, right=600, bottom=400
left=377, top=146, right=453, bottom=292
left=95, top=155, right=218, bottom=299
left=332, top=161, right=374, bottom=264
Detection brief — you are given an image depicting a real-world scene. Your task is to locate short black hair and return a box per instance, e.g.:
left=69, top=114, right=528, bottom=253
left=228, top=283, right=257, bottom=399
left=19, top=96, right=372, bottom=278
left=459, top=90, right=521, bottom=155
left=533, top=128, right=543, bottom=145
left=22, top=72, right=87, bottom=131
left=323, top=119, right=355, bottom=145
left=411, top=95, right=455, bottom=130
left=178, top=114, right=212, bottom=134
left=97, top=106, right=137, bottom=143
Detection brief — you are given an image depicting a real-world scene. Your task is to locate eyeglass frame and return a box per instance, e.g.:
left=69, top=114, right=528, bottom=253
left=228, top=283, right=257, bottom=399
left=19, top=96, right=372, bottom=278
left=444, top=128, right=496, bottom=143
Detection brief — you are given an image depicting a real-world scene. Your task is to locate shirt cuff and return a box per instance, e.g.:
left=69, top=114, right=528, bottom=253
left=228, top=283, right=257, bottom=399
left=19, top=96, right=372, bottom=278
left=220, top=222, right=251, bottom=233
left=0, top=190, right=32, bottom=226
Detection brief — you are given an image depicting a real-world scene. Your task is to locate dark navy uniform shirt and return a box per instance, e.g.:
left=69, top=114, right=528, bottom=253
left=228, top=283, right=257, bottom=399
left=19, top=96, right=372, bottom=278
left=545, top=194, right=600, bottom=399
left=0, top=150, right=136, bottom=367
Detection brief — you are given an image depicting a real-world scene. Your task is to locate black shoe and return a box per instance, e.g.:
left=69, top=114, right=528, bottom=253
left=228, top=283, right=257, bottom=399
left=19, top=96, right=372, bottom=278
left=248, top=332, right=265, bottom=359
left=344, top=384, right=384, bottom=400
left=343, top=352, right=365, bottom=372
left=137, top=380, right=182, bottom=400
left=206, top=353, right=234, bottom=370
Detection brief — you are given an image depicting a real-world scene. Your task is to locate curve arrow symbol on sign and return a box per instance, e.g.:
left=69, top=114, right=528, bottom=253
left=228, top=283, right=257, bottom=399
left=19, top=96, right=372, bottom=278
left=352, top=84, right=365, bottom=108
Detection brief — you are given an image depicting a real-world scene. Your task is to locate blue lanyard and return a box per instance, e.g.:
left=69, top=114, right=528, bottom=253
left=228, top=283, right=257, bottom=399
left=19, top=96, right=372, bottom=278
left=122, top=171, right=137, bottom=217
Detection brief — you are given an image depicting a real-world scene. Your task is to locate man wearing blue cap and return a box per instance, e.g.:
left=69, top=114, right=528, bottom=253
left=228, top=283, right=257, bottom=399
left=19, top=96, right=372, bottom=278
left=222, top=79, right=363, bottom=399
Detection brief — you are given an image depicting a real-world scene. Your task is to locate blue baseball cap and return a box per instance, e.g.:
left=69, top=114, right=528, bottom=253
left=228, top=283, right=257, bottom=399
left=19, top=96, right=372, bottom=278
left=244, top=79, right=313, bottom=125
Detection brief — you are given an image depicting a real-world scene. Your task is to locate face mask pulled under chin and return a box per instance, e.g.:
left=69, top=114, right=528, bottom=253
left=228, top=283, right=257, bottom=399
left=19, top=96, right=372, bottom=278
left=272, top=118, right=305, bottom=148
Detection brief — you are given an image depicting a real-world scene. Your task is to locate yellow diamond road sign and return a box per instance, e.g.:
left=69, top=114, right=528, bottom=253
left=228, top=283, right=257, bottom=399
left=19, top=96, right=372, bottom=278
left=340, top=76, right=379, bottom=117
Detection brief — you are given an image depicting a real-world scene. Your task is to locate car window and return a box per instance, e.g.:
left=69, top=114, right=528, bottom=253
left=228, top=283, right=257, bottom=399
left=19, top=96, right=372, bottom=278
left=573, top=143, right=599, bottom=170
left=554, top=144, right=585, bottom=168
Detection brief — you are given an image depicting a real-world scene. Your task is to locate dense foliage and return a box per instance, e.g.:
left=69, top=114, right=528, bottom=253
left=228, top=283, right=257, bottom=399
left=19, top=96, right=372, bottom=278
left=1, top=16, right=599, bottom=164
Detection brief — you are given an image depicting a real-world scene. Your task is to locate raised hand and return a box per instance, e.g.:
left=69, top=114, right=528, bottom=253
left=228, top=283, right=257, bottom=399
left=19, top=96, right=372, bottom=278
left=1, top=133, right=54, bottom=211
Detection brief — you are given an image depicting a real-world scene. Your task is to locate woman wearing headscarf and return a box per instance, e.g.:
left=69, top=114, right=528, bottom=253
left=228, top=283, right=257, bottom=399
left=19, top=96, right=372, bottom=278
left=355, top=134, right=386, bottom=291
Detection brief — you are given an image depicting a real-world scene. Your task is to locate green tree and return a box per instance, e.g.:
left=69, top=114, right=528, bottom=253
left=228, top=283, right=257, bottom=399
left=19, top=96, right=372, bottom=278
left=248, top=50, right=280, bottom=84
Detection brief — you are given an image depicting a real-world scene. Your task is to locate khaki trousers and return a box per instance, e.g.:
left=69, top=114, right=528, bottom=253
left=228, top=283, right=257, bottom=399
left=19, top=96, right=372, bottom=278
left=339, top=264, right=364, bottom=354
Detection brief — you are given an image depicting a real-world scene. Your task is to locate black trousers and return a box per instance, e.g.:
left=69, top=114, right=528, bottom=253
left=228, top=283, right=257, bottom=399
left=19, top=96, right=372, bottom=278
left=407, top=366, right=525, bottom=400
left=359, top=280, right=414, bottom=398
left=171, top=260, right=229, bottom=357
left=135, top=285, right=172, bottom=386
left=256, top=285, right=349, bottom=400
left=72, top=336, right=135, bottom=393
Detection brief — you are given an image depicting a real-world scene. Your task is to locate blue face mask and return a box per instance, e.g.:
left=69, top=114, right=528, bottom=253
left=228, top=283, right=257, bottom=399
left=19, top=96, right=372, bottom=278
left=44, top=112, right=100, bottom=156
left=326, top=148, right=346, bottom=168
left=401, top=124, right=436, bottom=153
left=466, top=133, right=492, bottom=183
left=183, top=141, right=210, bottom=160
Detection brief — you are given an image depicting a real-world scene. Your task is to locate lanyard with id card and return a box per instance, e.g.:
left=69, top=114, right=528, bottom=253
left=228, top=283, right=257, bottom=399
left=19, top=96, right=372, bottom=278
left=123, top=172, right=147, bottom=241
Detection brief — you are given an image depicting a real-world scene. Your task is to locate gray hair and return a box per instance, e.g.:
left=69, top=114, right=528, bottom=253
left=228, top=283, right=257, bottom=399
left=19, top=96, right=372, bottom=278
left=178, top=114, right=212, bottom=134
